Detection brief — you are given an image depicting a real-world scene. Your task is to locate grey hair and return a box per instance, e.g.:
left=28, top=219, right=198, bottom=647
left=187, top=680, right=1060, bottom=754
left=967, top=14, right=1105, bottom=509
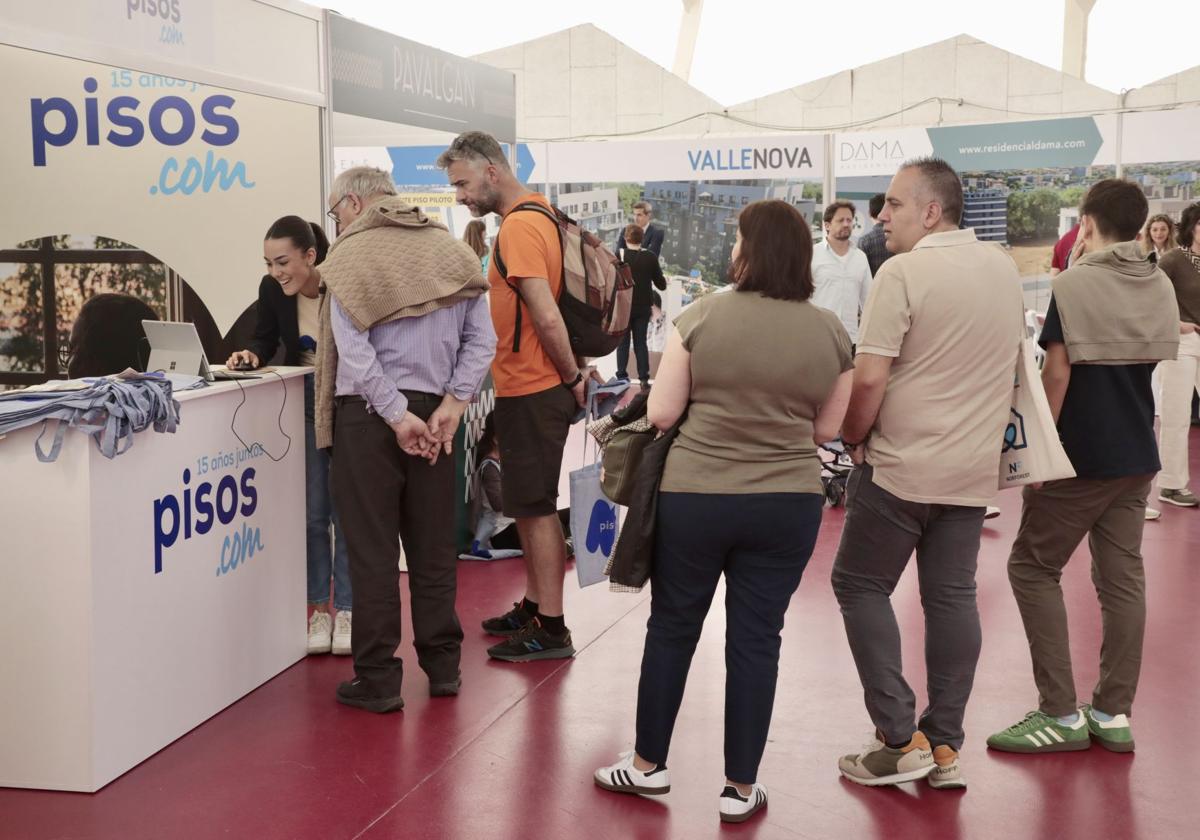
left=436, top=131, right=510, bottom=172
left=331, top=166, right=396, bottom=202
left=898, top=156, right=963, bottom=225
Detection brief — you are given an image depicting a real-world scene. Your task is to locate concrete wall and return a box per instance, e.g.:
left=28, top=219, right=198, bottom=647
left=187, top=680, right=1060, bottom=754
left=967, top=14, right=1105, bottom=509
left=475, top=28, right=1163, bottom=142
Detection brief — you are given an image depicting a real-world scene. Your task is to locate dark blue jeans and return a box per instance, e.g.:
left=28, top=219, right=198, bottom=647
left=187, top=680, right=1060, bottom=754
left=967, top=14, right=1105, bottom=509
left=635, top=491, right=823, bottom=784
left=615, top=311, right=652, bottom=382
left=304, top=374, right=351, bottom=610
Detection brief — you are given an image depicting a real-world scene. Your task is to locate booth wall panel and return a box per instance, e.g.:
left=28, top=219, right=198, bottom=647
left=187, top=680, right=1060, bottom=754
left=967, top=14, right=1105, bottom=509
left=0, top=425, right=95, bottom=791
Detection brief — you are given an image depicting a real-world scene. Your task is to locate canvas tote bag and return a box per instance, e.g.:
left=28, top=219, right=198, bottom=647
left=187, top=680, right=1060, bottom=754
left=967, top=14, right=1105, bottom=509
left=998, top=336, right=1076, bottom=489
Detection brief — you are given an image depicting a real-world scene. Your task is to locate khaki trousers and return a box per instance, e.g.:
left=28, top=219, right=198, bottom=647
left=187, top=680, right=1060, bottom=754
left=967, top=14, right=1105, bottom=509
left=1158, top=331, right=1200, bottom=490
left=1007, top=474, right=1152, bottom=717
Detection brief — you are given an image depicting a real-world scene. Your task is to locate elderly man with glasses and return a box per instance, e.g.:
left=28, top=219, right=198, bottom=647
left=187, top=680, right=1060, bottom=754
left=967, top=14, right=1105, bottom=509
left=314, top=165, right=496, bottom=712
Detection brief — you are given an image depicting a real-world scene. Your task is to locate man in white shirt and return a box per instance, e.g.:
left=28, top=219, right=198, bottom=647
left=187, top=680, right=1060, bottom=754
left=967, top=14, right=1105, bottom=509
left=812, top=201, right=872, bottom=348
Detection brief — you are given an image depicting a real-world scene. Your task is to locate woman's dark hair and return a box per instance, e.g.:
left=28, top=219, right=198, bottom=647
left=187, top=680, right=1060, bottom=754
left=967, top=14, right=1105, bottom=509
left=265, top=215, right=330, bottom=265
left=463, top=220, right=487, bottom=259
left=67, top=293, right=159, bottom=378
left=1178, top=203, right=1200, bottom=250
left=476, top=412, right=498, bottom=459
left=730, top=200, right=814, bottom=301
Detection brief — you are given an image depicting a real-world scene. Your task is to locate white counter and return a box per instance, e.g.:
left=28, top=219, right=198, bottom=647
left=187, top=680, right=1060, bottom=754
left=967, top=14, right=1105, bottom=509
left=0, top=367, right=310, bottom=791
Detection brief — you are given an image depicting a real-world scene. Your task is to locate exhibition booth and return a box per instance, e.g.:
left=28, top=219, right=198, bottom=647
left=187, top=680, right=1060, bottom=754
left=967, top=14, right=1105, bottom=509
left=0, top=1, right=515, bottom=792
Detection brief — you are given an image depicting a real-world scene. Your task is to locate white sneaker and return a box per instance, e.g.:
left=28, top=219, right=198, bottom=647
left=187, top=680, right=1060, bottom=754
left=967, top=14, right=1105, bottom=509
left=307, top=611, right=332, bottom=654
left=719, top=783, right=767, bottom=824
left=1144, top=507, right=1162, bottom=521
left=332, top=610, right=352, bottom=655
left=593, top=750, right=671, bottom=796
left=927, top=745, right=966, bottom=790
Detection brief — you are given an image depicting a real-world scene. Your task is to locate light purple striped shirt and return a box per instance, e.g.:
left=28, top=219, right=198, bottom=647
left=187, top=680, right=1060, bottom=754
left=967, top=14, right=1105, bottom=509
left=329, top=294, right=497, bottom=423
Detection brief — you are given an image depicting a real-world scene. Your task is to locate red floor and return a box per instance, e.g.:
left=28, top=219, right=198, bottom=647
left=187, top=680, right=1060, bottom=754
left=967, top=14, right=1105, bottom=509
left=6, top=438, right=1200, bottom=840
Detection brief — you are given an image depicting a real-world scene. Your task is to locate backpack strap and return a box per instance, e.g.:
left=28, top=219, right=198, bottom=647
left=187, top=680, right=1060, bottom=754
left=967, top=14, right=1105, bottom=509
left=493, top=202, right=564, bottom=353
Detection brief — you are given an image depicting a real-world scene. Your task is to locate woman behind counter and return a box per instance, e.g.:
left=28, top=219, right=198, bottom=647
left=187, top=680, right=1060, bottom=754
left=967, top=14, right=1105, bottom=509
left=227, top=215, right=353, bottom=657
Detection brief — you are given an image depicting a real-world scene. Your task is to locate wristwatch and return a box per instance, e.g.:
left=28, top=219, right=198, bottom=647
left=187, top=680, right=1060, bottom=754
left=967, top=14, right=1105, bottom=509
left=562, top=371, right=584, bottom=390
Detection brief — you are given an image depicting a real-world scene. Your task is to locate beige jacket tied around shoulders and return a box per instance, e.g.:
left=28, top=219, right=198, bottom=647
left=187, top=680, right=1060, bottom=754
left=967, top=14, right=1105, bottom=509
left=313, top=197, right=490, bottom=449
left=1051, top=240, right=1179, bottom=365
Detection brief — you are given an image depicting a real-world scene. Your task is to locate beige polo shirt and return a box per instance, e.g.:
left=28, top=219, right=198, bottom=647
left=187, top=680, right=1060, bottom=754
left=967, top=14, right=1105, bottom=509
left=857, top=228, right=1024, bottom=506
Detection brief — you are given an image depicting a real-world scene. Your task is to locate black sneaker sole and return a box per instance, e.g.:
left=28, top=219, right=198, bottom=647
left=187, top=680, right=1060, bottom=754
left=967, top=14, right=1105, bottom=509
left=487, top=645, right=576, bottom=662
left=594, top=777, right=670, bottom=796
left=336, top=693, right=405, bottom=713
left=429, top=679, right=462, bottom=697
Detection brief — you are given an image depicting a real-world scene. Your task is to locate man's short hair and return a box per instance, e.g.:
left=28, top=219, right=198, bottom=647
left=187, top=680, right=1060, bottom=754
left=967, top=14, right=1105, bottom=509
left=331, top=166, right=396, bottom=202
left=435, top=131, right=510, bottom=172
left=624, top=223, right=644, bottom=245
left=1080, top=179, right=1150, bottom=242
left=633, top=200, right=653, bottom=216
left=823, top=200, right=856, bottom=226
left=869, top=193, right=886, bottom=219
left=900, top=157, right=963, bottom=226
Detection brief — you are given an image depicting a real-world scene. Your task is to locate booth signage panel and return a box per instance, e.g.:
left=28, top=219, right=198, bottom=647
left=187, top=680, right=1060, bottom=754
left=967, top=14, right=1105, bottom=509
left=329, top=14, right=516, bottom=142
left=1121, top=107, right=1200, bottom=164
left=2, top=0, right=322, bottom=101
left=0, top=44, right=322, bottom=334
left=542, top=135, right=823, bottom=183
left=835, top=116, right=1117, bottom=177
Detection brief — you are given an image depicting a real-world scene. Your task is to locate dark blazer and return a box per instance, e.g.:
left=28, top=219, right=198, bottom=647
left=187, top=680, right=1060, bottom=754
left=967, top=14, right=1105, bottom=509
left=625, top=248, right=667, bottom=312
left=245, top=275, right=303, bottom=366
left=618, top=223, right=664, bottom=258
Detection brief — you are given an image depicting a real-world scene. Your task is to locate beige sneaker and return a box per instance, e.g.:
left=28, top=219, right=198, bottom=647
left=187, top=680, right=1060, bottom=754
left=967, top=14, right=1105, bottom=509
left=307, top=611, right=332, bottom=655
left=331, top=610, right=352, bottom=655
left=838, top=731, right=934, bottom=786
left=1144, top=507, right=1162, bottom=521
left=927, top=745, right=966, bottom=789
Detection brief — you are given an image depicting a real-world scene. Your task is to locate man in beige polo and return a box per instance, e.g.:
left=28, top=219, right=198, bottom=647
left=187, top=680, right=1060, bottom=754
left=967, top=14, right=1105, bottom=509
left=831, top=157, right=1024, bottom=791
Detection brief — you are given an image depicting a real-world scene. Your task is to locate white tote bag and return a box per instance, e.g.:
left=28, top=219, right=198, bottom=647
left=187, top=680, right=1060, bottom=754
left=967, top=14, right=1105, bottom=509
left=998, top=337, right=1076, bottom=489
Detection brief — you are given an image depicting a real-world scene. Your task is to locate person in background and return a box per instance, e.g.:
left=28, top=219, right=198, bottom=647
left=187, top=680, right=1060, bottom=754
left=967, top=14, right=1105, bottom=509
left=226, top=217, right=353, bottom=657
left=463, top=219, right=490, bottom=276
left=593, top=199, right=854, bottom=825
left=464, top=412, right=520, bottom=558
left=617, top=200, right=664, bottom=258
left=1154, top=202, right=1200, bottom=509
left=1050, top=222, right=1081, bottom=276
left=1143, top=214, right=1177, bottom=263
left=988, top=179, right=1178, bottom=756
left=831, top=158, right=1024, bottom=791
left=811, top=200, right=872, bottom=351
left=66, top=293, right=159, bottom=378
left=616, top=223, right=667, bottom=388
left=856, top=193, right=891, bottom=277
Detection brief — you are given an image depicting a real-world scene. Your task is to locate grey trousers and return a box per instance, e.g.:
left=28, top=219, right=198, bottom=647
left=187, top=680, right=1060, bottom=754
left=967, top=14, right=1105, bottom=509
left=831, top=464, right=985, bottom=751
left=1007, top=475, right=1151, bottom=717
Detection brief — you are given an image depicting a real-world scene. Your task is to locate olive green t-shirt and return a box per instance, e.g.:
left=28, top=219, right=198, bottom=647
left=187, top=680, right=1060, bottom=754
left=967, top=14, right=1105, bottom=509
left=659, top=290, right=853, bottom=495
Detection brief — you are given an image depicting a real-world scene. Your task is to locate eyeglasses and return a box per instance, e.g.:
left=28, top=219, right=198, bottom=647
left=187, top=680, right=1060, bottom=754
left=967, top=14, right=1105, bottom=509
left=326, top=194, right=351, bottom=222
left=450, top=135, right=496, bottom=167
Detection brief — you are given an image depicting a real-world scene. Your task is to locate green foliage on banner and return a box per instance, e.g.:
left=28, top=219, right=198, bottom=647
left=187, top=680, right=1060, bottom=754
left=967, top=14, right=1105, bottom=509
left=1007, top=189, right=1063, bottom=241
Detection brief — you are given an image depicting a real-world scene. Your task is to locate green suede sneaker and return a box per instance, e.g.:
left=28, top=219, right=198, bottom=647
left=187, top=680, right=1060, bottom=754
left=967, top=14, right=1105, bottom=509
left=986, top=710, right=1090, bottom=753
left=1083, top=705, right=1135, bottom=753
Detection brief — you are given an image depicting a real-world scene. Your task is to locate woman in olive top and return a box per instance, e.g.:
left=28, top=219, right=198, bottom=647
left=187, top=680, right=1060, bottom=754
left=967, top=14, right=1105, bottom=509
left=593, top=200, right=854, bottom=824
left=1154, top=203, right=1200, bottom=508
left=227, top=216, right=354, bottom=655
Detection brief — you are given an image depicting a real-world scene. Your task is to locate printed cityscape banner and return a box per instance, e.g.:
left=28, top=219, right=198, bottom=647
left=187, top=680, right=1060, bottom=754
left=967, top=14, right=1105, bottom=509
left=0, top=45, right=323, bottom=335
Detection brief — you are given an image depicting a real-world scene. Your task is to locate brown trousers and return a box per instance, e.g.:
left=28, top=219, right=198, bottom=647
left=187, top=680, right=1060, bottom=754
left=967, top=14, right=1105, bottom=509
left=331, top=394, right=462, bottom=695
left=1007, top=474, right=1152, bottom=717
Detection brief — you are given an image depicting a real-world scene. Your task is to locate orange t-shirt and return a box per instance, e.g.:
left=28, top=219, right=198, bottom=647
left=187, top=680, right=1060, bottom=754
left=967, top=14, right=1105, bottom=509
left=487, top=193, right=564, bottom=397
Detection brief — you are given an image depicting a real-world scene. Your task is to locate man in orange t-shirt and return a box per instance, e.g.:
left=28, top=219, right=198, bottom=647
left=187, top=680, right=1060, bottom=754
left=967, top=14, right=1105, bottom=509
left=438, top=131, right=589, bottom=663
